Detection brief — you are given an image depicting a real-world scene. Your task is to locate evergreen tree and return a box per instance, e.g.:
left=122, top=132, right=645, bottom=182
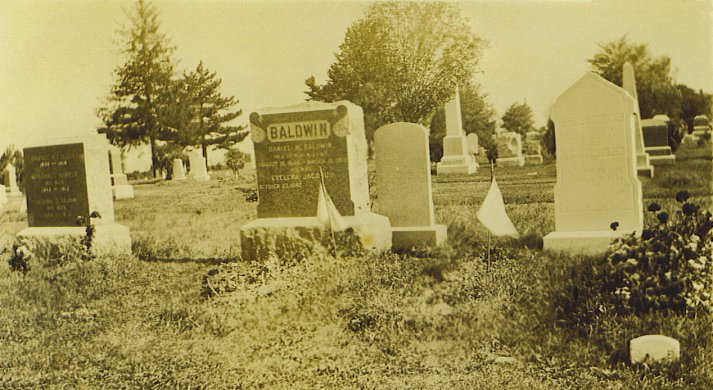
left=501, top=101, right=535, bottom=136
left=181, top=61, right=246, bottom=167
left=97, top=0, right=175, bottom=178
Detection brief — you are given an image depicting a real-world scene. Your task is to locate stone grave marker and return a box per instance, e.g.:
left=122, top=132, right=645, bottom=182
left=630, top=335, right=680, bottom=364
left=4, top=163, right=22, bottom=197
left=524, top=131, right=544, bottom=165
left=622, top=62, right=654, bottom=177
left=543, top=72, right=643, bottom=253
left=466, top=133, right=479, bottom=155
left=641, top=118, right=675, bottom=165
left=188, top=149, right=210, bottom=181
left=172, top=158, right=186, bottom=180
left=240, top=101, right=391, bottom=260
left=692, top=114, right=711, bottom=139
left=375, top=122, right=446, bottom=249
left=495, top=131, right=525, bottom=167
left=17, top=135, right=131, bottom=255
left=108, top=144, right=134, bottom=199
left=436, top=86, right=478, bottom=174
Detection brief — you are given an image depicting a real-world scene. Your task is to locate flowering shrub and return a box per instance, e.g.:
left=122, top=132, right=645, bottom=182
left=8, top=244, right=32, bottom=273
left=605, top=191, right=712, bottom=315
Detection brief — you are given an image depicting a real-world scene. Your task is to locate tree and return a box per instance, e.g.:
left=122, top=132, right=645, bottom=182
left=97, top=0, right=176, bottom=178
left=305, top=2, right=485, bottom=152
left=501, top=101, right=534, bottom=136
left=180, top=61, right=247, bottom=168
left=677, top=84, right=712, bottom=132
left=225, top=148, right=248, bottom=177
left=542, top=119, right=556, bottom=157
left=588, top=35, right=681, bottom=120
left=428, top=82, right=496, bottom=162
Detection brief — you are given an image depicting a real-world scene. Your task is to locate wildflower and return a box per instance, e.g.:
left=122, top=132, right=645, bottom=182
left=693, top=281, right=705, bottom=291
left=688, top=259, right=704, bottom=270
left=610, top=221, right=619, bottom=231
left=626, top=258, right=638, bottom=266
left=657, top=212, right=669, bottom=224
left=682, top=202, right=697, bottom=216
left=642, top=229, right=653, bottom=240
left=675, top=190, right=690, bottom=203
left=647, top=203, right=662, bottom=212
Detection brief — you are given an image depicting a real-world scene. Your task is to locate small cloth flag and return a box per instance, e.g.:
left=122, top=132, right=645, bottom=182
left=317, top=168, right=348, bottom=232
left=477, top=176, right=519, bottom=237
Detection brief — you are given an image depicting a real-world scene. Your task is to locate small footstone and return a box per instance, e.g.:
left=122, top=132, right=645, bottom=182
left=630, top=334, right=680, bottom=364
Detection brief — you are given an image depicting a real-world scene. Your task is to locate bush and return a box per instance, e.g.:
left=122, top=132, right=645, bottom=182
left=604, top=190, right=712, bottom=315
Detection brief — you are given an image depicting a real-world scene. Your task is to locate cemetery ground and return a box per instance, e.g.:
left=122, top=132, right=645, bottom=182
left=1, top=147, right=712, bottom=388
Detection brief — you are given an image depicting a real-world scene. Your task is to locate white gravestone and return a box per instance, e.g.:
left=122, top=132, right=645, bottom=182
left=436, top=86, right=478, bottom=175
left=543, top=72, right=643, bottom=253
left=692, top=114, right=711, bottom=139
left=466, top=133, right=479, bottom=155
left=630, top=335, right=680, bottom=364
left=17, top=134, right=132, bottom=256
left=495, top=131, right=525, bottom=167
left=622, top=62, right=654, bottom=178
left=107, top=144, right=134, bottom=200
left=524, top=131, right=544, bottom=165
left=5, top=163, right=22, bottom=197
left=188, top=149, right=210, bottom=181
left=375, top=122, right=447, bottom=249
left=172, top=158, right=186, bottom=180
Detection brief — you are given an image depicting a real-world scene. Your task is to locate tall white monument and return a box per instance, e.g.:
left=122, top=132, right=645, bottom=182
left=436, top=87, right=478, bottom=175
left=622, top=62, right=654, bottom=178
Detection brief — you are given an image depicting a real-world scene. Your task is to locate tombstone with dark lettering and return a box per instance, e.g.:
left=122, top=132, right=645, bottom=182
left=543, top=72, right=643, bottom=254
left=16, top=135, right=131, bottom=255
left=641, top=118, right=675, bottom=165
left=240, top=101, right=391, bottom=260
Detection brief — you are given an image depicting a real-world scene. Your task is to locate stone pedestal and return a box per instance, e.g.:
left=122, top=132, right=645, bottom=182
left=497, top=156, right=525, bottom=167
left=496, top=131, right=525, bottom=167
left=641, top=119, right=675, bottom=165
left=375, top=123, right=447, bottom=250
left=17, top=224, right=132, bottom=256
left=172, top=159, right=186, bottom=180
left=543, top=73, right=643, bottom=254
left=188, top=150, right=210, bottom=181
left=436, top=87, right=478, bottom=175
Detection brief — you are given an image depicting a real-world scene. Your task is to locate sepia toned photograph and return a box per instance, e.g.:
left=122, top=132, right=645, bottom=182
left=1, top=0, right=712, bottom=387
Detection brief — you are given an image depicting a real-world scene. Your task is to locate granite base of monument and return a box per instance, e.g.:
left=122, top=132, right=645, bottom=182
left=192, top=174, right=210, bottom=182
left=392, top=224, right=447, bottom=250
left=636, top=154, right=654, bottom=178
left=543, top=230, right=638, bottom=254
left=524, top=155, right=544, bottom=165
left=436, top=155, right=478, bottom=175
left=240, top=213, right=391, bottom=261
left=645, top=146, right=675, bottom=165
left=17, top=224, right=132, bottom=256
left=497, top=156, right=525, bottom=167
left=113, top=185, right=135, bottom=200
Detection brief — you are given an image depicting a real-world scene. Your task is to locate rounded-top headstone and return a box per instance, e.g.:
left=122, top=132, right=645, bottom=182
left=693, top=115, right=710, bottom=127
left=466, top=133, right=479, bottom=155
left=630, top=334, right=680, bottom=364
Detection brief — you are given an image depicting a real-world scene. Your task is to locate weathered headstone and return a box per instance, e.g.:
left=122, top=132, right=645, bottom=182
left=172, top=158, right=186, bottom=180
left=17, top=135, right=131, bottom=255
left=641, top=118, right=675, bottom=165
left=495, top=131, right=525, bottom=167
left=240, top=101, right=391, bottom=260
left=436, top=87, right=478, bottom=174
left=466, top=133, right=479, bottom=155
left=375, top=122, right=446, bottom=249
left=107, top=144, right=134, bottom=200
left=543, top=72, right=643, bottom=253
left=524, top=131, right=544, bottom=165
left=630, top=335, right=680, bottom=364
left=188, top=149, right=210, bottom=181
left=4, top=163, right=22, bottom=197
left=622, top=62, right=654, bottom=177
left=692, top=114, right=711, bottom=139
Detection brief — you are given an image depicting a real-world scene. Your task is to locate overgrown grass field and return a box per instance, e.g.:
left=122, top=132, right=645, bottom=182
left=1, top=144, right=711, bottom=388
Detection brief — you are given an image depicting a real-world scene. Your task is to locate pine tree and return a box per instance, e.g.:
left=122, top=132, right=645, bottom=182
left=97, top=0, right=175, bottom=178
left=181, top=61, right=246, bottom=169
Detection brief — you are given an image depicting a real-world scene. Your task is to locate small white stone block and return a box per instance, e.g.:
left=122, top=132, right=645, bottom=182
left=630, top=335, right=680, bottom=364
left=113, top=185, right=135, bottom=200
left=172, top=159, right=187, bottom=180
left=392, top=225, right=447, bottom=249
left=497, top=156, right=525, bottom=167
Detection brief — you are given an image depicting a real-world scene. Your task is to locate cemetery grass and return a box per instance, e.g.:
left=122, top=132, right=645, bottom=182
left=1, top=149, right=712, bottom=388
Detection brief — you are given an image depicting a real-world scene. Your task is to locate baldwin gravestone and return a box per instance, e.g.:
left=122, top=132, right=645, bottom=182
left=16, top=135, right=131, bottom=255
left=622, top=62, right=654, bottom=178
left=543, top=72, right=643, bottom=253
left=240, top=101, right=390, bottom=260
left=375, top=122, right=446, bottom=249
left=108, top=144, right=134, bottom=199
left=436, top=87, right=478, bottom=175
left=641, top=118, right=675, bottom=165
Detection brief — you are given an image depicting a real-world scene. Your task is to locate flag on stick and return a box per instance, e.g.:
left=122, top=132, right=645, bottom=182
left=317, top=168, right=348, bottom=232
left=477, top=175, right=519, bottom=237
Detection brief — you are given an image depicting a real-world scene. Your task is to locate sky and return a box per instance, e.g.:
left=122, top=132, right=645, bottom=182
left=1, top=0, right=711, bottom=171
